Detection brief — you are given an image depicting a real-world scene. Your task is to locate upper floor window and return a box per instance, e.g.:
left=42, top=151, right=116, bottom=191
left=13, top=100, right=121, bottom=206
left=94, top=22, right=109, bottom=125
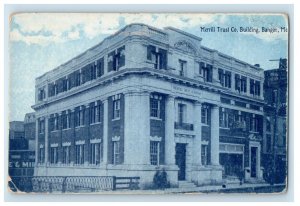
left=201, top=144, right=208, bottom=165
left=38, top=119, right=45, bottom=134
left=179, top=60, right=187, bottom=76
left=75, top=106, right=85, bottom=127
left=62, top=146, right=71, bottom=164
left=233, top=112, right=246, bottom=130
left=178, top=103, right=186, bottom=123
left=113, top=99, right=121, bottom=119
left=150, top=94, right=162, bottom=119
left=96, top=58, right=104, bottom=77
left=39, top=147, right=45, bottom=163
left=147, top=45, right=167, bottom=70
left=235, top=74, right=247, bottom=93
left=250, top=115, right=259, bottom=132
left=38, top=88, right=46, bottom=101
left=108, top=46, right=125, bottom=72
left=219, top=108, right=229, bottom=128
left=90, top=101, right=101, bottom=124
left=218, top=69, right=231, bottom=88
left=250, top=79, right=261, bottom=96
left=201, top=106, right=209, bottom=125
left=199, top=62, right=213, bottom=82
left=61, top=111, right=70, bottom=129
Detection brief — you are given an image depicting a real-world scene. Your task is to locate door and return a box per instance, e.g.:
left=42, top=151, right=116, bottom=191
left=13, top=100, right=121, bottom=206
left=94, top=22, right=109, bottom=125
left=251, top=147, right=257, bottom=177
left=175, top=143, right=186, bottom=180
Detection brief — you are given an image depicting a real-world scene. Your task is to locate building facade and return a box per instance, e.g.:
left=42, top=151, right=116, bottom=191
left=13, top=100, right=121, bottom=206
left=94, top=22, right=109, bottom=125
left=263, top=58, right=288, bottom=184
left=32, top=24, right=265, bottom=188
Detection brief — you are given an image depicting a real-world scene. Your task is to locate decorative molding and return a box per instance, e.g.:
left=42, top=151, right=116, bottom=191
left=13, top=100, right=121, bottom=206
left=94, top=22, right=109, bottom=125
left=90, top=138, right=102, bottom=144
left=50, top=143, right=59, bottom=147
left=174, top=40, right=197, bottom=55
left=75, top=140, right=85, bottom=145
left=39, top=144, right=44, bottom=148
left=62, top=142, right=71, bottom=147
left=112, top=136, right=120, bottom=142
left=150, top=136, right=162, bottom=142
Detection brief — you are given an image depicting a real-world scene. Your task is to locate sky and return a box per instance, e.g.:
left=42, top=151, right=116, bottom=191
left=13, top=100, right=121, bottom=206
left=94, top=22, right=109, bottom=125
left=9, top=13, right=288, bottom=121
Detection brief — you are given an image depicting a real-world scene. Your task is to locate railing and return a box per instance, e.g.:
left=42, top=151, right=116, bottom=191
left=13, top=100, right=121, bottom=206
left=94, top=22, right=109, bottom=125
left=114, top=177, right=140, bottom=190
left=8, top=176, right=140, bottom=193
left=174, top=122, right=194, bottom=131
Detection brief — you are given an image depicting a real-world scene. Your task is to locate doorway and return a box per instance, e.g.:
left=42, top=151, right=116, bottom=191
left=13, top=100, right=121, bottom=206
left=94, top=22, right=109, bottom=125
left=175, top=143, right=186, bottom=181
left=251, top=147, right=258, bottom=178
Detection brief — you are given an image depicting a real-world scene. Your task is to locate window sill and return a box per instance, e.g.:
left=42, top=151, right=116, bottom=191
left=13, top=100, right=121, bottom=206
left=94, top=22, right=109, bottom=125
left=219, top=127, right=230, bottom=130
left=75, top=125, right=85, bottom=129
left=202, top=124, right=210, bottom=127
left=150, top=117, right=162, bottom=121
left=90, top=122, right=102, bottom=126
left=112, top=118, right=120, bottom=121
left=62, top=128, right=71, bottom=131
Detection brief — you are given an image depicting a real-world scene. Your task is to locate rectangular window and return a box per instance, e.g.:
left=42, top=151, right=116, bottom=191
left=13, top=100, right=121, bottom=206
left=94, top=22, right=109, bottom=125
left=200, top=62, right=212, bottom=82
left=147, top=45, right=167, bottom=70
left=178, top=103, right=186, bottom=123
left=241, top=76, right=247, bottom=93
left=62, top=146, right=70, bottom=164
left=39, top=119, right=45, bottom=134
left=90, top=102, right=96, bottom=124
left=179, top=60, right=187, bottom=76
left=97, top=58, right=104, bottom=77
left=113, top=141, right=120, bottom=165
left=39, top=148, right=45, bottom=163
left=201, top=107, right=209, bottom=124
left=150, top=141, right=160, bottom=166
left=113, top=99, right=121, bottom=119
left=90, top=143, right=102, bottom=165
left=75, top=144, right=85, bottom=165
left=108, top=46, right=125, bottom=72
left=266, top=134, right=272, bottom=153
left=62, top=111, right=68, bottom=129
left=250, top=116, right=259, bottom=132
left=201, top=145, right=208, bottom=165
left=74, top=107, right=80, bottom=127
left=50, top=147, right=58, bottom=164
left=220, top=109, right=229, bottom=128
left=80, top=107, right=85, bottom=126
left=219, top=69, right=231, bottom=88
left=150, top=96, right=161, bottom=119
left=91, top=63, right=97, bottom=80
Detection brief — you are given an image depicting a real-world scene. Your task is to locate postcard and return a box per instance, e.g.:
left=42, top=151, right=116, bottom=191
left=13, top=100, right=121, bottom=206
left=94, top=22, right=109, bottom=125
left=8, top=13, right=288, bottom=194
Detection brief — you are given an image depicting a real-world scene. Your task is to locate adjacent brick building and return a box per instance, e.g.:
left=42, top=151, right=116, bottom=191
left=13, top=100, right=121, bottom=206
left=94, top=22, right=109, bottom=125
left=32, top=23, right=265, bottom=187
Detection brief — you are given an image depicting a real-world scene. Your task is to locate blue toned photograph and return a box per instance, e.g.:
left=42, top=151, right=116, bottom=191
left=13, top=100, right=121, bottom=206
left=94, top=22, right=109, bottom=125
left=8, top=13, right=288, bottom=194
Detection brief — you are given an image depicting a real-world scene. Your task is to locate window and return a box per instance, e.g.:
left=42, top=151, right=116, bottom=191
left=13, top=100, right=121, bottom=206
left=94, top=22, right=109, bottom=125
left=61, top=111, right=70, bottom=129
left=90, top=102, right=101, bottom=124
left=90, top=143, right=102, bottom=165
left=50, top=147, right=58, bottom=164
left=200, top=62, right=212, bottom=82
left=150, top=95, right=162, bottom=119
left=113, top=100, right=121, bottom=119
left=38, top=88, right=46, bottom=101
left=201, top=106, right=209, bottom=124
left=201, top=145, right=208, bottom=165
left=241, top=76, right=247, bottom=93
left=96, top=58, right=104, bottom=77
left=62, top=146, right=70, bottom=164
left=39, top=147, right=45, bottom=163
left=266, top=117, right=271, bottom=132
left=74, top=107, right=80, bottom=127
left=179, top=60, right=187, bottom=76
left=150, top=141, right=160, bottom=166
left=250, top=79, right=261, bottom=96
left=38, top=119, right=45, bottom=134
left=75, top=144, right=85, bottom=165
left=250, top=116, right=259, bottom=132
left=220, top=109, right=229, bottom=128
left=75, top=71, right=81, bottom=87
left=178, top=103, right=186, bottom=123
left=147, top=45, right=167, bottom=70
left=113, top=141, right=120, bottom=165
left=108, top=46, right=125, bottom=72
left=91, top=62, right=97, bottom=80
left=235, top=75, right=247, bottom=93
left=218, top=69, right=231, bottom=88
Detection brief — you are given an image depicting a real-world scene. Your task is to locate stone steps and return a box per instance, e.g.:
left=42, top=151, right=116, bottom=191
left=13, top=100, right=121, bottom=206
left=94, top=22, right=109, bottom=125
left=178, top=181, right=197, bottom=188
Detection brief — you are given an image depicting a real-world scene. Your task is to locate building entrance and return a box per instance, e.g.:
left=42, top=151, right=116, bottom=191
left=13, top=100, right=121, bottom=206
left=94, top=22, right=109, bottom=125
left=175, top=143, right=186, bottom=181
left=251, top=147, right=258, bottom=177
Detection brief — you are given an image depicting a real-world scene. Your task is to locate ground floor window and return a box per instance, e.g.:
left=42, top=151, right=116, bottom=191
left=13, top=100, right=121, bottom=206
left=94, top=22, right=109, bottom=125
left=39, top=147, right=45, bottom=163
left=50, top=147, right=58, bottom=164
left=90, top=143, right=102, bottom=165
left=75, top=144, right=85, bottom=165
left=62, top=146, right=71, bottom=164
left=150, top=141, right=160, bottom=166
left=201, top=145, right=208, bottom=165
left=113, top=141, right=120, bottom=165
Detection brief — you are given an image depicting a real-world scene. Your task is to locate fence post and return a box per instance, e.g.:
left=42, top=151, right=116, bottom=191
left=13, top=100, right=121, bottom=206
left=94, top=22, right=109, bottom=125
left=112, top=176, right=116, bottom=191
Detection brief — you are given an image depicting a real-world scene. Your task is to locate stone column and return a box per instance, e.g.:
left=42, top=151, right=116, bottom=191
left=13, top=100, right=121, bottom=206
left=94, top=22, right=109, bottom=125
left=35, top=118, right=39, bottom=167
left=102, top=98, right=108, bottom=165
left=124, top=91, right=150, bottom=165
left=247, top=77, right=251, bottom=96
left=193, top=101, right=202, bottom=166
left=210, top=105, right=220, bottom=166
left=44, top=116, right=49, bottom=166
left=165, top=95, right=176, bottom=165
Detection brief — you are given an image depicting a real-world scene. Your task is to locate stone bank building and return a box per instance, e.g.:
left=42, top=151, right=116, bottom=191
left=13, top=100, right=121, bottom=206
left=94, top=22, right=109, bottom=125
left=33, top=23, right=265, bottom=187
